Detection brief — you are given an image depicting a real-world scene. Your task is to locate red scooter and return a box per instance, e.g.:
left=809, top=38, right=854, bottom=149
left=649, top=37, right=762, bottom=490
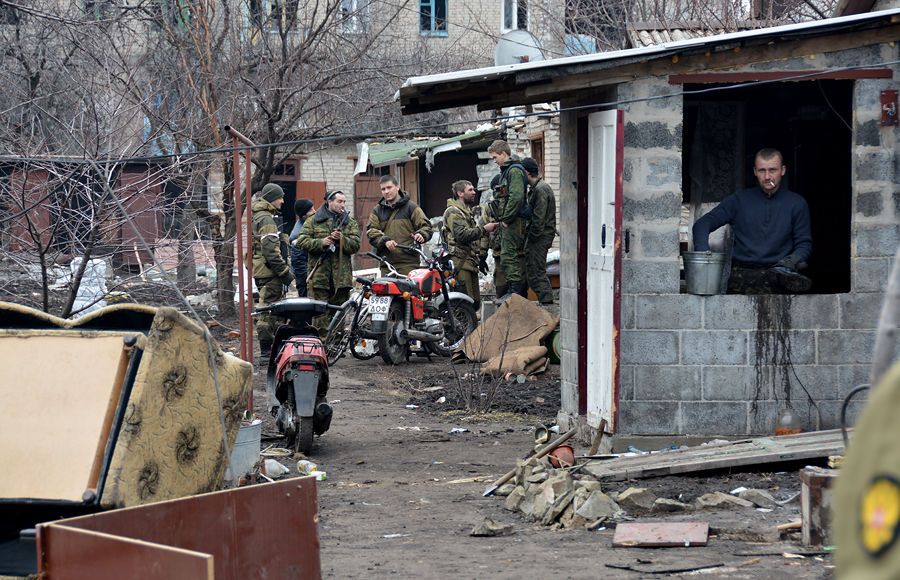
left=255, top=298, right=341, bottom=453
left=366, top=245, right=477, bottom=364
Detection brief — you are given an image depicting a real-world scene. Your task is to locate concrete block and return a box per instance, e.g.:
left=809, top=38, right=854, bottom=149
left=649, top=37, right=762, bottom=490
left=818, top=330, right=875, bottom=364
left=634, top=365, right=701, bottom=401
left=838, top=364, right=871, bottom=398
left=561, top=378, right=579, bottom=414
left=559, top=287, right=578, bottom=321
left=623, top=260, right=680, bottom=294
left=635, top=294, right=702, bottom=329
left=681, top=402, right=748, bottom=435
left=639, top=228, right=680, bottom=258
left=748, top=400, right=777, bottom=434
left=620, top=365, right=635, bottom=400
left=681, top=331, right=747, bottom=365
left=703, top=295, right=755, bottom=329
left=817, top=398, right=867, bottom=431
left=854, top=223, right=899, bottom=257
left=646, top=156, right=681, bottom=187
left=790, top=295, right=840, bottom=329
left=840, top=293, right=883, bottom=329
left=623, top=158, right=633, bottom=182
left=625, top=121, right=680, bottom=149
left=855, top=149, right=894, bottom=182
left=618, top=401, right=680, bottom=435
left=749, top=330, right=816, bottom=365
left=782, top=364, right=839, bottom=401
left=622, top=294, right=635, bottom=329
left=855, top=119, right=882, bottom=147
left=895, top=190, right=900, bottom=216
left=702, top=365, right=771, bottom=401
left=559, top=252, right=577, bottom=288
left=621, top=330, right=679, bottom=365
left=856, top=189, right=884, bottom=217
left=623, top=192, right=681, bottom=222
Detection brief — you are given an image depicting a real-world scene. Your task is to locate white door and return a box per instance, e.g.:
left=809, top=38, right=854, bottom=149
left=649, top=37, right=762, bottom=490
left=586, top=110, right=621, bottom=430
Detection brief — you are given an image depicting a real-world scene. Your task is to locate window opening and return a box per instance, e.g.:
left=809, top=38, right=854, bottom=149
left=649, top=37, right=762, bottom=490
left=419, top=0, right=447, bottom=36
left=502, top=0, right=527, bottom=32
left=340, top=0, right=367, bottom=33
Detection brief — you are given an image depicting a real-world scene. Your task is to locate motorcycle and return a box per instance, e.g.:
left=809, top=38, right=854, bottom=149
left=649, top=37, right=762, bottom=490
left=255, top=298, right=342, bottom=454
left=324, top=276, right=379, bottom=365
left=365, top=244, right=478, bottom=364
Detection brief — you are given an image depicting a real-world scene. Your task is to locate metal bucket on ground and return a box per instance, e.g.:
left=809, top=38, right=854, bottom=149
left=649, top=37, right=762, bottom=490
left=683, top=251, right=727, bottom=295
left=224, top=418, right=262, bottom=482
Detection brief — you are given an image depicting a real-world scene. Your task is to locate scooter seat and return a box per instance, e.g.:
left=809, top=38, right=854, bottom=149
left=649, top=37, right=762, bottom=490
left=265, top=298, right=330, bottom=316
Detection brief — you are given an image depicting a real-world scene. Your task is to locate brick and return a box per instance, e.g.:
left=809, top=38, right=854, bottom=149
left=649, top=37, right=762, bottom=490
left=634, top=365, right=701, bottom=401
left=818, top=330, right=875, bottom=364
left=855, top=223, right=899, bottom=257
left=623, top=192, right=681, bottom=222
left=856, top=189, right=884, bottom=217
left=623, top=260, right=680, bottom=294
left=635, top=294, right=702, bottom=329
left=703, top=295, right=756, bottom=329
left=790, top=295, right=839, bottom=329
left=639, top=227, right=679, bottom=258
left=681, top=402, right=748, bottom=435
left=702, top=366, right=772, bottom=401
left=621, top=330, right=679, bottom=365
left=682, top=331, right=747, bottom=365
left=749, top=330, right=816, bottom=365
left=620, top=365, right=635, bottom=400
left=840, top=293, right=883, bottom=329
left=618, top=401, right=680, bottom=435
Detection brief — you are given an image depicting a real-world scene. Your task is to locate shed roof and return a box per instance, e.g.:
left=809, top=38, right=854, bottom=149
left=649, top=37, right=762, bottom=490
left=398, top=8, right=900, bottom=114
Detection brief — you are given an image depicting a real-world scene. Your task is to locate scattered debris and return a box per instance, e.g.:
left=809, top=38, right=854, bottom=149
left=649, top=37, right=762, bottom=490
left=612, top=522, right=709, bottom=548
left=617, top=487, right=657, bottom=513
left=436, top=396, right=446, bottom=404
left=739, top=488, right=778, bottom=509
left=470, top=518, right=514, bottom=537
left=382, top=534, right=408, bottom=539
left=405, top=404, right=419, bottom=409
left=449, top=427, right=469, bottom=434
left=263, top=459, right=289, bottom=478
left=652, top=498, right=692, bottom=513
left=605, top=562, right=724, bottom=575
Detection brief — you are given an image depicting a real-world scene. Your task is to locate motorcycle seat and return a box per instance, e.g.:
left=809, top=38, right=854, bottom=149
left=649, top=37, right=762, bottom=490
left=266, top=298, right=330, bottom=316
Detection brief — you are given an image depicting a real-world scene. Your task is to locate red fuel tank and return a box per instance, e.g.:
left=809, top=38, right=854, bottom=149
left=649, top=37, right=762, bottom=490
left=408, top=268, right=442, bottom=296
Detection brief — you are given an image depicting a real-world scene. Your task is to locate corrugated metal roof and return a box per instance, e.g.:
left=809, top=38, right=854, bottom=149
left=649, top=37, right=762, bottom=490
left=626, top=22, right=781, bottom=48
left=363, top=126, right=502, bottom=168
left=398, top=8, right=899, bottom=97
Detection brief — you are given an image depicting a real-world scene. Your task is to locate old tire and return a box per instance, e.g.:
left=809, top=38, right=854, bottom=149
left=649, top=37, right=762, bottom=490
left=428, top=300, right=476, bottom=357
left=378, top=301, right=408, bottom=365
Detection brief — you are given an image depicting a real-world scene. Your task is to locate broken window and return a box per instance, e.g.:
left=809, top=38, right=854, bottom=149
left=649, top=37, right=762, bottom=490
left=682, top=79, right=853, bottom=294
left=419, top=0, right=447, bottom=36
left=340, top=0, right=367, bottom=33
left=502, top=0, right=528, bottom=32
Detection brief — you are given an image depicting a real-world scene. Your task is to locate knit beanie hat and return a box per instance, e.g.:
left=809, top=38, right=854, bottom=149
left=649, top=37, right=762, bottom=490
left=294, top=198, right=313, bottom=217
left=261, top=183, right=285, bottom=203
left=521, top=157, right=540, bottom=176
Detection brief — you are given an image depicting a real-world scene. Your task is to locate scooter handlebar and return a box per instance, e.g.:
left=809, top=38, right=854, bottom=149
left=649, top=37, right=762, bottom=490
left=355, top=276, right=373, bottom=286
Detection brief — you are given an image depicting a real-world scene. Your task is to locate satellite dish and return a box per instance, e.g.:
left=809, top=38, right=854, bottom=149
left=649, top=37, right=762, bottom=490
left=494, top=29, right=545, bottom=66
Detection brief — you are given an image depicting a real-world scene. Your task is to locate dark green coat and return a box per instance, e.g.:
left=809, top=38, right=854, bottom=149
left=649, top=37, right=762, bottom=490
left=251, top=198, right=290, bottom=280
left=527, top=178, right=557, bottom=245
left=497, top=160, right=528, bottom=224
left=442, top=198, right=485, bottom=273
left=366, top=192, right=432, bottom=272
left=296, top=206, right=360, bottom=290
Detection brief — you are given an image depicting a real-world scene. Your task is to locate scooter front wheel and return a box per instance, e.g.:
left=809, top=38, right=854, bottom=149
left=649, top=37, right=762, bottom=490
left=294, top=417, right=314, bottom=454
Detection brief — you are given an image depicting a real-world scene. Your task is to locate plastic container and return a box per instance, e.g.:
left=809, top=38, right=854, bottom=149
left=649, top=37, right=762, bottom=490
left=224, top=419, right=262, bottom=482
left=775, top=407, right=803, bottom=436
left=683, top=251, right=727, bottom=295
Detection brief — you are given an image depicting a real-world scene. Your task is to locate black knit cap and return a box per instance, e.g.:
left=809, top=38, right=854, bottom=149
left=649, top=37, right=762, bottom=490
left=294, top=198, right=313, bottom=216
left=521, top=157, right=540, bottom=176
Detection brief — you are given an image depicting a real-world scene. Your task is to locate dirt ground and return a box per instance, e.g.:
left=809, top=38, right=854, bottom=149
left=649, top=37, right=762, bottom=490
left=232, top=338, right=835, bottom=579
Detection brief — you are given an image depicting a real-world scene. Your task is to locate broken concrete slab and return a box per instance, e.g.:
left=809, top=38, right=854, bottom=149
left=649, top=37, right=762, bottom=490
left=739, top=488, right=778, bottom=509
left=696, top=491, right=754, bottom=509
left=470, top=518, right=515, bottom=537
left=574, top=480, right=602, bottom=493
left=526, top=471, right=549, bottom=484
left=495, top=483, right=516, bottom=497
left=617, top=487, right=657, bottom=513
left=575, top=490, right=624, bottom=522
left=612, top=522, right=709, bottom=547
left=505, top=487, right=525, bottom=511
left=652, top=498, right=692, bottom=513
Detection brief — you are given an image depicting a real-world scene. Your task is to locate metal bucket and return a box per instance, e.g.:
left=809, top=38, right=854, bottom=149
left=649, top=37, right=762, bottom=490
left=224, top=419, right=262, bottom=482
left=683, top=251, right=727, bottom=295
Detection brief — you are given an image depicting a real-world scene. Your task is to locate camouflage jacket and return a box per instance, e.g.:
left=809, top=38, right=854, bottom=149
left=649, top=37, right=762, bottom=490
left=366, top=192, right=432, bottom=271
left=496, top=159, right=528, bottom=224
left=296, top=205, right=360, bottom=290
left=526, top=178, right=557, bottom=244
left=251, top=198, right=290, bottom=280
left=442, top=198, right=485, bottom=273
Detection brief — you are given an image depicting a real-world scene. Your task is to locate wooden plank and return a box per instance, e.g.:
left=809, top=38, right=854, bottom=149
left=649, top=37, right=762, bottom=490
left=613, top=522, right=709, bottom=548
left=583, top=430, right=846, bottom=482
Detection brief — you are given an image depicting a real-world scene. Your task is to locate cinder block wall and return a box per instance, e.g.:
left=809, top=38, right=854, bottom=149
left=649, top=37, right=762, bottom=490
left=611, top=45, right=897, bottom=435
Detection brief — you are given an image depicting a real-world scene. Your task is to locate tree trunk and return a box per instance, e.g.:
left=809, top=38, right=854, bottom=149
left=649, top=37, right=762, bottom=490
left=214, top=159, right=236, bottom=317
left=870, top=246, right=900, bottom=388
left=176, top=206, right=197, bottom=287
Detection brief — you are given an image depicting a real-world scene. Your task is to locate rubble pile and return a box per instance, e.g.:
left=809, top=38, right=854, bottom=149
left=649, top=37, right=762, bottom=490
left=496, top=457, right=781, bottom=530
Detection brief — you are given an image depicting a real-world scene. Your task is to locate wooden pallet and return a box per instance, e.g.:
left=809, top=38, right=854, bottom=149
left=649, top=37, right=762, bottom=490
left=581, top=429, right=847, bottom=482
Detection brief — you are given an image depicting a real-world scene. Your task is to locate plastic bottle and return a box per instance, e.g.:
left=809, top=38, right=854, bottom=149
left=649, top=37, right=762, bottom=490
left=775, top=406, right=803, bottom=436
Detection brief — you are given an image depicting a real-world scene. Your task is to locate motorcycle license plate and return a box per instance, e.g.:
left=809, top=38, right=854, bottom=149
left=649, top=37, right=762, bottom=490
left=369, top=296, right=392, bottom=321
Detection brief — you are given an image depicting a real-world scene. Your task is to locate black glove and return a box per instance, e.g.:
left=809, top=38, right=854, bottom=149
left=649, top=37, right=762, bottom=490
left=279, top=269, right=295, bottom=286
left=479, top=256, right=489, bottom=275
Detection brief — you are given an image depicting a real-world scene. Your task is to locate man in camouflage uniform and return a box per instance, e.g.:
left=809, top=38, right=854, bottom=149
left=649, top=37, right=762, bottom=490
left=252, top=183, right=294, bottom=358
left=296, top=190, right=360, bottom=336
left=522, top=157, right=557, bottom=304
left=443, top=180, right=498, bottom=310
left=367, top=175, right=433, bottom=275
left=487, top=140, right=529, bottom=299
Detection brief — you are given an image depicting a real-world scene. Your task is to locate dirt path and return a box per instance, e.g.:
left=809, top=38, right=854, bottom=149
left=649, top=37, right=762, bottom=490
left=254, top=355, right=836, bottom=579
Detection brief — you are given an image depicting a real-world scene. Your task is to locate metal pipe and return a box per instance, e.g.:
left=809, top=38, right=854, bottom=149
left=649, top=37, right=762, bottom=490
left=224, top=125, right=255, bottom=147
left=232, top=137, right=247, bottom=363
left=244, top=142, right=254, bottom=370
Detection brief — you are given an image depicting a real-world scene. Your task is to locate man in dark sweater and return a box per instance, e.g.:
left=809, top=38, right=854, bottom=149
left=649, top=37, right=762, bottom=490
left=692, top=148, right=812, bottom=293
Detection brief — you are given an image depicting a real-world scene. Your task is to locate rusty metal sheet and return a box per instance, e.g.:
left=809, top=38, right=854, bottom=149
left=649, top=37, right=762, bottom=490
left=39, top=525, right=212, bottom=580
left=613, top=522, right=709, bottom=547
left=39, top=478, right=320, bottom=580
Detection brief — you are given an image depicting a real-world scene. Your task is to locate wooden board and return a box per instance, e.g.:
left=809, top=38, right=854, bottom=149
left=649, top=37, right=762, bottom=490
left=0, top=333, right=129, bottom=502
left=613, top=522, right=709, bottom=548
left=583, top=429, right=847, bottom=482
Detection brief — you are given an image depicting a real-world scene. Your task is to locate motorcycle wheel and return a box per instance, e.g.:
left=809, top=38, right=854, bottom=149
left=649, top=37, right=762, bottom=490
left=325, top=301, right=358, bottom=366
left=295, top=416, right=314, bottom=454
left=428, top=300, right=477, bottom=357
left=378, top=301, right=409, bottom=365
left=351, top=310, right=378, bottom=360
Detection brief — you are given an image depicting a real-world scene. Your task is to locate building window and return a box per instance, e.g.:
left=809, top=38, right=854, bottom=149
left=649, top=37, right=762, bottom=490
left=340, top=0, right=367, bottom=33
left=419, top=0, right=447, bottom=36
left=502, top=0, right=527, bottom=32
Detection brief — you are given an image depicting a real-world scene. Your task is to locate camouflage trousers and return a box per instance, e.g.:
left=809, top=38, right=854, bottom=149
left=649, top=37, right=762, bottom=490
left=309, top=286, right=351, bottom=338
left=524, top=236, right=554, bottom=303
left=499, top=218, right=526, bottom=287
left=255, top=277, right=286, bottom=350
left=454, top=268, right=480, bottom=311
